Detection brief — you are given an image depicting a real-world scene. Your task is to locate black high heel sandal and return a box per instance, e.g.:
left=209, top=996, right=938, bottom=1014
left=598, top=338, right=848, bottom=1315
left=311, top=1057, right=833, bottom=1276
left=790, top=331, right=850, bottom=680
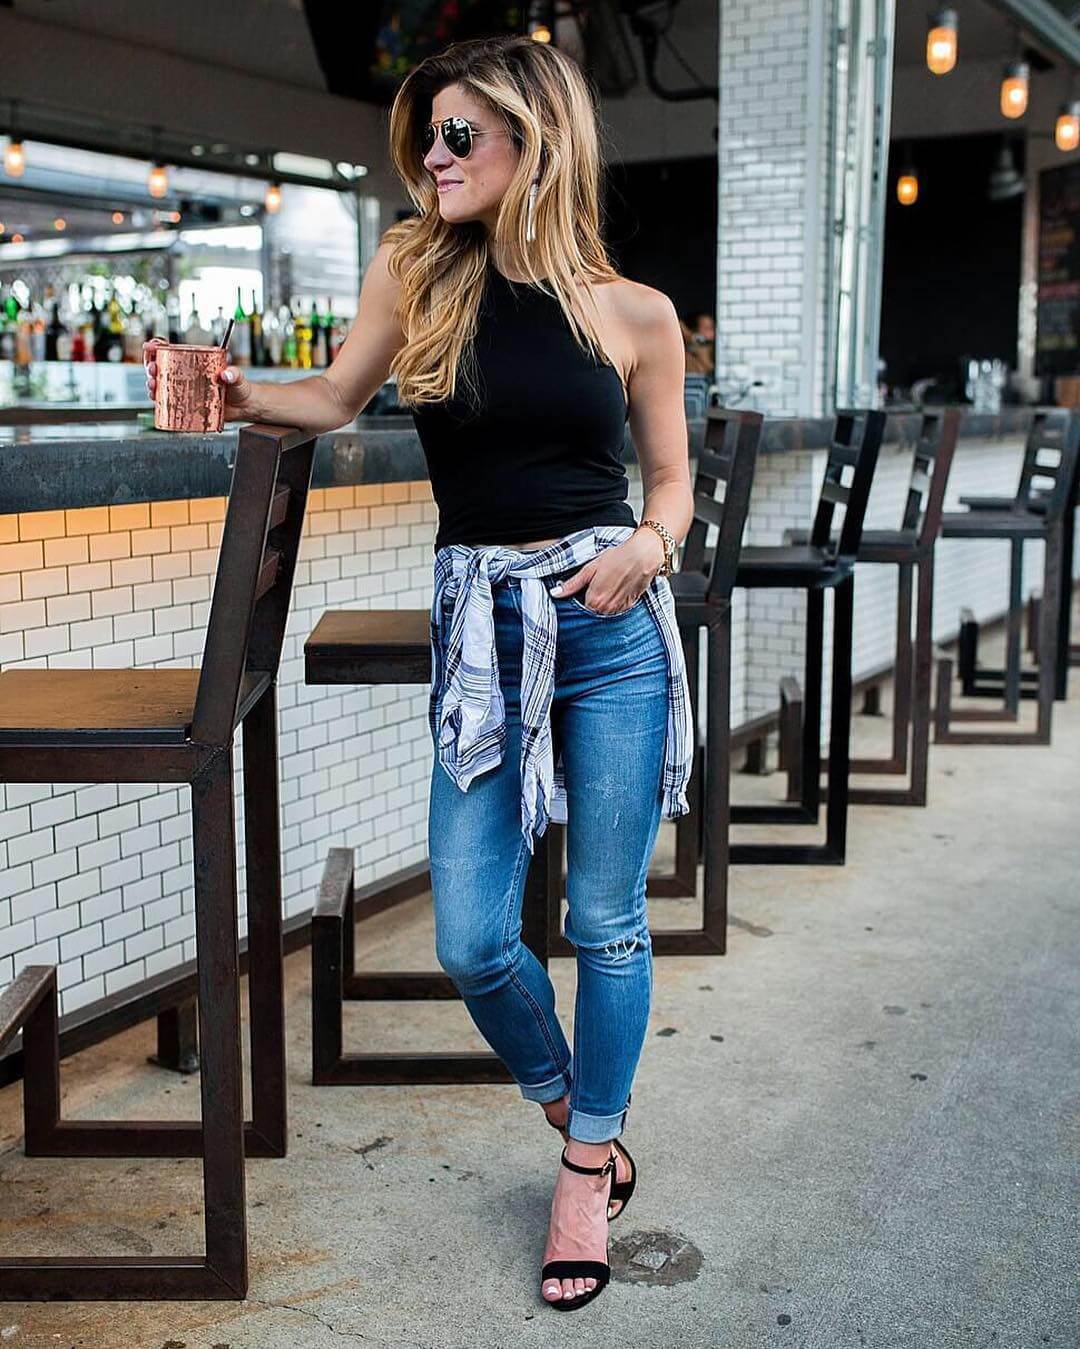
left=545, top=1112, right=637, bottom=1222
left=541, top=1147, right=617, bottom=1311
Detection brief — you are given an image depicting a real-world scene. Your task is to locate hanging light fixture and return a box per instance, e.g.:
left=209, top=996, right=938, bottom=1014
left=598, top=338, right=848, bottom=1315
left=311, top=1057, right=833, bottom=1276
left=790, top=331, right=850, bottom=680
left=264, top=180, right=282, bottom=213
left=896, top=143, right=919, bottom=206
left=1056, top=84, right=1080, bottom=151
left=988, top=139, right=1025, bottom=201
left=926, top=8, right=958, bottom=76
left=1001, top=55, right=1030, bottom=119
left=527, top=0, right=553, bottom=42
left=147, top=162, right=169, bottom=198
left=4, top=99, right=25, bottom=178
left=147, top=125, right=168, bottom=199
left=1056, top=101, right=1080, bottom=151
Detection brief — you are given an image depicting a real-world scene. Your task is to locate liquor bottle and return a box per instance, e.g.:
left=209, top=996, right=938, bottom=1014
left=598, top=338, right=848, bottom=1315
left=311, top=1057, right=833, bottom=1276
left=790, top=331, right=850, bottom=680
left=45, top=288, right=69, bottom=361
left=95, top=287, right=126, bottom=363
left=145, top=290, right=168, bottom=343
left=322, top=297, right=333, bottom=364
left=15, top=301, right=34, bottom=365
left=91, top=294, right=107, bottom=362
left=283, top=301, right=300, bottom=369
left=285, top=300, right=303, bottom=369
left=81, top=289, right=98, bottom=362
left=183, top=306, right=203, bottom=345
left=89, top=292, right=105, bottom=361
left=326, top=295, right=347, bottom=363
left=26, top=290, right=46, bottom=361
left=309, top=298, right=325, bottom=367
left=55, top=289, right=73, bottom=362
left=123, top=298, right=146, bottom=362
left=263, top=304, right=283, bottom=367
left=0, top=287, right=18, bottom=362
left=231, top=286, right=250, bottom=365
left=249, top=289, right=264, bottom=367
left=166, top=293, right=183, bottom=345
left=69, top=289, right=87, bottom=362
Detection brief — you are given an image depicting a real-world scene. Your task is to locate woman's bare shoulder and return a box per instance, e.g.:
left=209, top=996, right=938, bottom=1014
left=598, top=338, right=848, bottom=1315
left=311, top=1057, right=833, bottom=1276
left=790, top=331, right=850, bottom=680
left=591, top=276, right=680, bottom=379
left=599, top=275, right=678, bottom=329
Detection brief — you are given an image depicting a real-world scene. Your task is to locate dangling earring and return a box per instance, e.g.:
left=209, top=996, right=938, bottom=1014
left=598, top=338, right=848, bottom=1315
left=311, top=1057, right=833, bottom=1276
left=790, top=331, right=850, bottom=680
left=525, top=179, right=539, bottom=243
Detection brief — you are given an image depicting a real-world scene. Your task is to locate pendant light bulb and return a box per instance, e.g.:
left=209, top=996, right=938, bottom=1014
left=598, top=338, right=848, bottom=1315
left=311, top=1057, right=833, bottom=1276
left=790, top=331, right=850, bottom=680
left=147, top=162, right=169, bottom=198
left=1001, top=58, right=1030, bottom=119
left=3, top=100, right=24, bottom=178
left=926, top=8, right=958, bottom=76
left=1056, top=100, right=1080, bottom=152
left=4, top=138, right=24, bottom=178
left=264, top=180, right=282, bottom=213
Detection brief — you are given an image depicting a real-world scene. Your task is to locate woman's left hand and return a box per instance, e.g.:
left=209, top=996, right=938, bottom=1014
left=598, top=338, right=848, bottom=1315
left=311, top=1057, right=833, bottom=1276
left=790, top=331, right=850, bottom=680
left=551, top=530, right=667, bottom=615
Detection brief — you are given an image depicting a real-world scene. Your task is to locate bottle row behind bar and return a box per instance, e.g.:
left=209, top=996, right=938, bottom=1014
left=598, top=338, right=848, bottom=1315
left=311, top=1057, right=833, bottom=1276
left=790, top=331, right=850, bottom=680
left=0, top=280, right=350, bottom=369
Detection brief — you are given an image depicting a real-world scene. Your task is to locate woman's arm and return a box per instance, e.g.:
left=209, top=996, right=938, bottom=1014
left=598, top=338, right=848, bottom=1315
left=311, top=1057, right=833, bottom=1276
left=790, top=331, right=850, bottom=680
left=143, top=239, right=407, bottom=435
left=624, top=288, right=695, bottom=556
left=551, top=285, right=695, bottom=613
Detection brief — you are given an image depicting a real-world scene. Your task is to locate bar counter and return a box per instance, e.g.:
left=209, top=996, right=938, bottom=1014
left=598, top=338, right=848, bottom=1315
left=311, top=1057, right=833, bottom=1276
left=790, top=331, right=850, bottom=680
left=0, top=402, right=1070, bottom=1025
left=0, top=405, right=1046, bottom=514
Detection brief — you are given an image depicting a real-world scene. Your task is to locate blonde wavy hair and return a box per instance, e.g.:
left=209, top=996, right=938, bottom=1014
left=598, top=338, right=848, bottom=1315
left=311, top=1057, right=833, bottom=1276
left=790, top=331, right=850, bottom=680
left=381, top=34, right=623, bottom=410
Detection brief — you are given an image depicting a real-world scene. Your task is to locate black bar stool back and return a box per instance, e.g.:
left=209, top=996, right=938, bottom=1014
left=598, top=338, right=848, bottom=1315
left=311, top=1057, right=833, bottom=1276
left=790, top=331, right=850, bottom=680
left=953, top=409, right=1080, bottom=704
left=788, top=408, right=961, bottom=805
left=936, top=409, right=1080, bottom=746
left=730, top=408, right=886, bottom=865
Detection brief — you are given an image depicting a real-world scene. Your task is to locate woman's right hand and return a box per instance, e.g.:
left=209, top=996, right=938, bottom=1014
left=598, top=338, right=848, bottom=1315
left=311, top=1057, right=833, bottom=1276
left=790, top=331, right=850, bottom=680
left=142, top=337, right=258, bottom=420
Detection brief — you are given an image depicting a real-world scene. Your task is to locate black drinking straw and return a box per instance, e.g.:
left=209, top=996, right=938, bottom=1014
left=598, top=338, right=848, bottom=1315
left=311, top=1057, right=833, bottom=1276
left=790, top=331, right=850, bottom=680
left=220, top=317, right=235, bottom=351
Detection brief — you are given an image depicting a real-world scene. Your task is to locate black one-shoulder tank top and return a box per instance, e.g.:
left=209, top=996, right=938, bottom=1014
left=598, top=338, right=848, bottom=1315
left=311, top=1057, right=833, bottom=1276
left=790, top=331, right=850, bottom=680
left=411, top=261, right=637, bottom=552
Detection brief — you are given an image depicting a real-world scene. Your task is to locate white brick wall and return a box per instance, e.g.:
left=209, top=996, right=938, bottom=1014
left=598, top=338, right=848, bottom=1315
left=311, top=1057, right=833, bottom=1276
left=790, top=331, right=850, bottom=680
left=717, top=0, right=891, bottom=417
left=717, top=0, right=827, bottom=416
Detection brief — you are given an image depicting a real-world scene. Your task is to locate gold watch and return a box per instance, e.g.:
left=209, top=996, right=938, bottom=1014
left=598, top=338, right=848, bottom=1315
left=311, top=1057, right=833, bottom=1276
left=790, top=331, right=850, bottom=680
left=638, top=518, right=678, bottom=576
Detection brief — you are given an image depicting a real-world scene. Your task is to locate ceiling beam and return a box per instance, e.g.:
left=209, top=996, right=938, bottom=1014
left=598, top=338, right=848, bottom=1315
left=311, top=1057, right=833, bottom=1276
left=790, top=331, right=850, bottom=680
left=985, top=0, right=1080, bottom=65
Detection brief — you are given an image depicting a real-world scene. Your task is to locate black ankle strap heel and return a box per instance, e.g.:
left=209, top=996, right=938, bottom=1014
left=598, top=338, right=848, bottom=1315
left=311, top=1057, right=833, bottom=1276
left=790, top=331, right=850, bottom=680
left=541, top=1146, right=617, bottom=1312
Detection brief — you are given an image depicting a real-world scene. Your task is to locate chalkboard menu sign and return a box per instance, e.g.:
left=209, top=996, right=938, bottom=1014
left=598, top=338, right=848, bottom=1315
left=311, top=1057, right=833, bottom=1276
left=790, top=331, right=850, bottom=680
left=1036, top=161, right=1080, bottom=376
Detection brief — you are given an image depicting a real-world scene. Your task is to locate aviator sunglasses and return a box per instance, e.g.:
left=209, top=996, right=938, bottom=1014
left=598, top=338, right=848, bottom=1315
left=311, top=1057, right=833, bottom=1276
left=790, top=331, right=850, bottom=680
left=421, top=115, right=515, bottom=159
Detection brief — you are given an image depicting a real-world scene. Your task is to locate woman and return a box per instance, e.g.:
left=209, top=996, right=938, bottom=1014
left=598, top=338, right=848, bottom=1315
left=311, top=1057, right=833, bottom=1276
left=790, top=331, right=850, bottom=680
left=146, top=34, right=694, bottom=1312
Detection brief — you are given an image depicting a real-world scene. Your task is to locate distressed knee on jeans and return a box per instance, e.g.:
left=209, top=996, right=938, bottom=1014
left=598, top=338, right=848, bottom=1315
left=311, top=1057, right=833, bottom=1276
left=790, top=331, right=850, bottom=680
left=602, top=932, right=643, bottom=961
left=570, top=919, right=650, bottom=963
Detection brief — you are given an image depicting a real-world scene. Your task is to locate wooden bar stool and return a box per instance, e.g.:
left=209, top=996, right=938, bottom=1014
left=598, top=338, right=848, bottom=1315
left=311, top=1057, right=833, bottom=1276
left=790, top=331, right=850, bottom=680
left=304, top=609, right=559, bottom=1085
left=935, top=409, right=1080, bottom=746
left=644, top=407, right=762, bottom=957
left=787, top=408, right=961, bottom=805
left=0, top=423, right=316, bottom=1301
left=729, top=408, right=886, bottom=865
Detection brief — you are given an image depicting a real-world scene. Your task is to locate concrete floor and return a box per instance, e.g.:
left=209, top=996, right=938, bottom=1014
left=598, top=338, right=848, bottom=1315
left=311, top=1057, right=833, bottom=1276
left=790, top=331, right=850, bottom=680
left=0, top=658, right=1078, bottom=1348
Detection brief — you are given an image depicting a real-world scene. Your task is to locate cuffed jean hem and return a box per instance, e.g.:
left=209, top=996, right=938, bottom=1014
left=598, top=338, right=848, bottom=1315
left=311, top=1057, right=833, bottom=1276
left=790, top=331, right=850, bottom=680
left=566, top=1103, right=629, bottom=1143
left=517, top=1057, right=574, bottom=1104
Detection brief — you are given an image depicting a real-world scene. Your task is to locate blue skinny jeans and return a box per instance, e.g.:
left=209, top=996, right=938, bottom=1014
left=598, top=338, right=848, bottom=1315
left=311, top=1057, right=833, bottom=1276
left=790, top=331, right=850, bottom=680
left=427, top=568, right=669, bottom=1143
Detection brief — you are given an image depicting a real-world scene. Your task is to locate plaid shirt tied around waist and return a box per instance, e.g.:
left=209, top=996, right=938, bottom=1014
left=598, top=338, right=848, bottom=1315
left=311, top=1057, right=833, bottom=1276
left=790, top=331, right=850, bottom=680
left=428, top=524, right=693, bottom=854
